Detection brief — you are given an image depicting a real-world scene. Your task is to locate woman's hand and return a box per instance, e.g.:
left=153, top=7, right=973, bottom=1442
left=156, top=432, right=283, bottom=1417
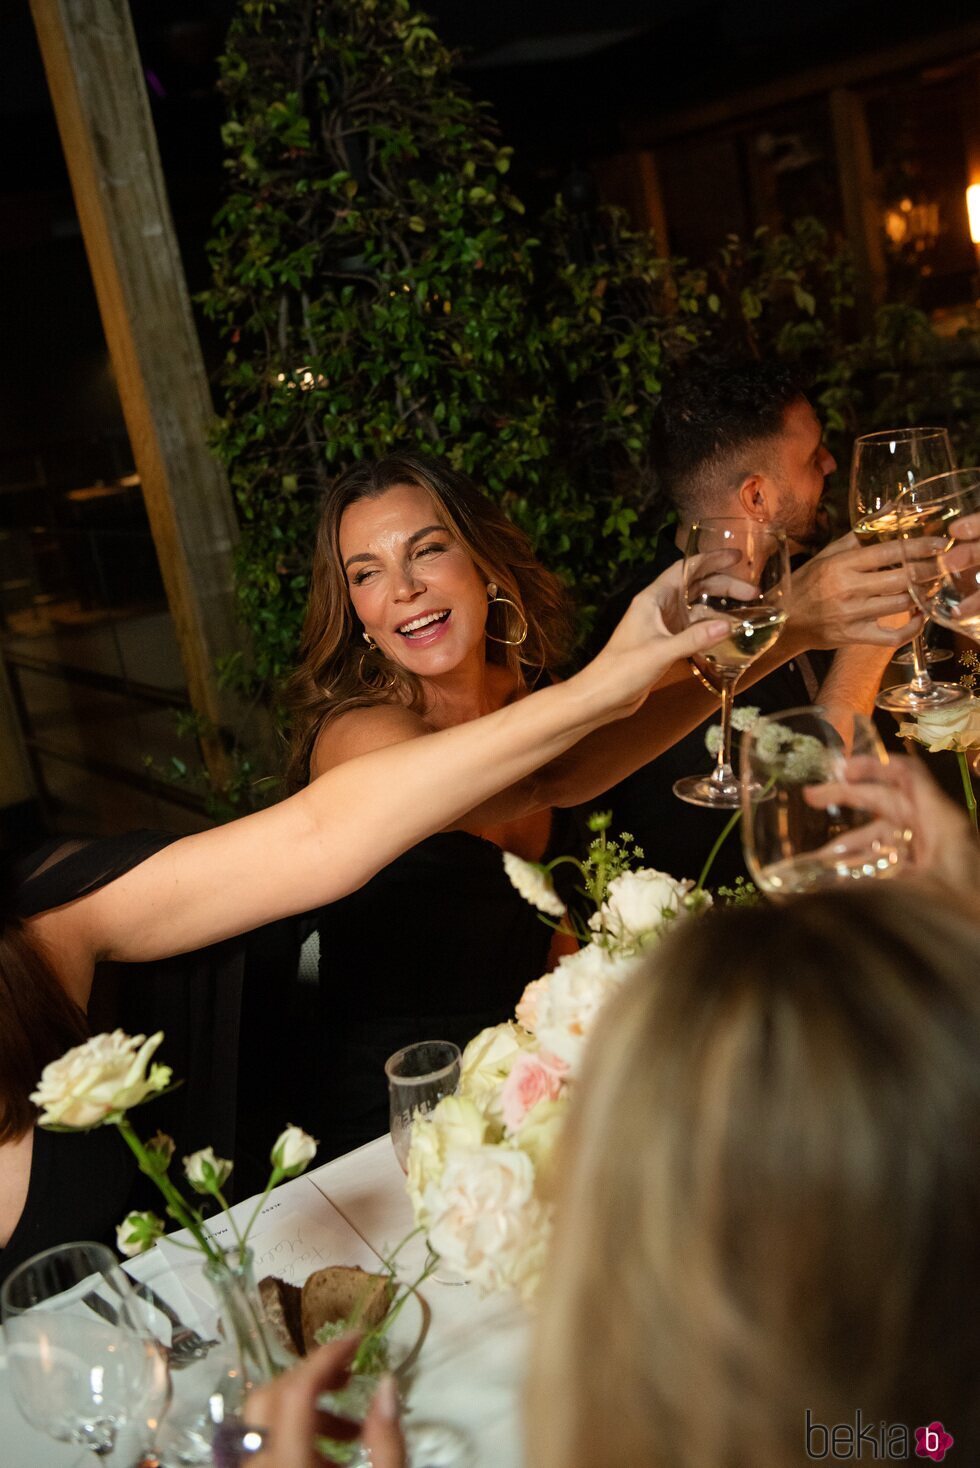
left=242, top=1336, right=406, bottom=1468
left=804, top=753, right=980, bottom=892
left=582, top=560, right=729, bottom=719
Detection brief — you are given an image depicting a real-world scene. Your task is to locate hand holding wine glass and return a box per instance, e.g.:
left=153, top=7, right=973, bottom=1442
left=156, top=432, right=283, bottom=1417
left=674, top=519, right=790, bottom=809
left=896, top=470, right=980, bottom=642
left=739, top=708, right=912, bottom=897
left=849, top=427, right=965, bottom=711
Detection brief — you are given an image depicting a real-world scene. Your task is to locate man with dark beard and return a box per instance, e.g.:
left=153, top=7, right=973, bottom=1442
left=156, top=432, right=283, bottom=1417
left=585, top=361, right=904, bottom=886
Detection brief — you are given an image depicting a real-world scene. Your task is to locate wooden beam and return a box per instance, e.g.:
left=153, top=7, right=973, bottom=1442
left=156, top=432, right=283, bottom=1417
left=829, top=87, right=887, bottom=322
left=29, top=0, right=258, bottom=789
left=631, top=24, right=980, bottom=146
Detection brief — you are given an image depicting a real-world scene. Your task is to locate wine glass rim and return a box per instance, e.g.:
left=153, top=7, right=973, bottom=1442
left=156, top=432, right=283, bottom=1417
left=853, top=426, right=951, bottom=445
left=385, top=1040, right=461, bottom=1084
left=688, top=516, right=787, bottom=540
left=1, top=1239, right=122, bottom=1316
left=896, top=466, right=980, bottom=501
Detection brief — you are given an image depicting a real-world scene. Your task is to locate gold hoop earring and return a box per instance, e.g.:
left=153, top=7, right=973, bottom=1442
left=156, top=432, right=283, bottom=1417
left=357, top=649, right=399, bottom=692
left=363, top=632, right=377, bottom=649
left=485, top=583, right=529, bottom=648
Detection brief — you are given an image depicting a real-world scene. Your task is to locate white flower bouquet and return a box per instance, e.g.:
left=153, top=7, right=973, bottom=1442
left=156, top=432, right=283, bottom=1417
left=899, top=655, right=980, bottom=831
left=405, top=814, right=715, bottom=1301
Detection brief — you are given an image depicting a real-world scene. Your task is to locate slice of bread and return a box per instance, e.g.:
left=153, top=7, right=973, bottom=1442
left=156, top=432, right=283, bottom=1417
left=300, top=1265, right=393, bottom=1354
left=257, top=1275, right=304, bottom=1356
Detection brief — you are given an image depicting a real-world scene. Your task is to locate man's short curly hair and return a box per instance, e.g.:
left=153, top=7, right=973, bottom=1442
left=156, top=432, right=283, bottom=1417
left=651, top=360, right=808, bottom=519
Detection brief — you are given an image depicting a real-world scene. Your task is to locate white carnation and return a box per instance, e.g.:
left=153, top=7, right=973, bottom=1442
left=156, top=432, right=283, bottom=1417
left=502, top=852, right=565, bottom=917
left=536, top=943, right=643, bottom=1071
left=423, top=1144, right=547, bottom=1296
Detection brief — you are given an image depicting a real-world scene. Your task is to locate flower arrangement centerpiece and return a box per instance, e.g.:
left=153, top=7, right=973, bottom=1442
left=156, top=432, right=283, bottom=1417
left=404, top=812, right=728, bottom=1301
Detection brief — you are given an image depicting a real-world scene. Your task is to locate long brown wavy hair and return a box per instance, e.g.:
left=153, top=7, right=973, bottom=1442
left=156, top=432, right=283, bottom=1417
left=0, top=868, right=89, bottom=1142
left=285, top=454, right=573, bottom=789
left=529, top=885, right=980, bottom=1468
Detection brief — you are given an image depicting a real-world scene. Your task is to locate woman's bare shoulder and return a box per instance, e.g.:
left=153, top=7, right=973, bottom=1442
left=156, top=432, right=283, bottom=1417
left=310, top=703, right=432, bottom=778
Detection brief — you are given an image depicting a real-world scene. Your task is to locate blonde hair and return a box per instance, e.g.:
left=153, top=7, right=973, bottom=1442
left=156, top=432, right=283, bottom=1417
left=284, top=454, right=573, bottom=789
left=528, top=886, right=980, bottom=1468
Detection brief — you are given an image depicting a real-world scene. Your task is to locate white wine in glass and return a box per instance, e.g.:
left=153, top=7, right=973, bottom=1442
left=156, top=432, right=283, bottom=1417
left=897, top=468, right=980, bottom=644
left=674, top=519, right=790, bottom=809
left=849, top=427, right=965, bottom=711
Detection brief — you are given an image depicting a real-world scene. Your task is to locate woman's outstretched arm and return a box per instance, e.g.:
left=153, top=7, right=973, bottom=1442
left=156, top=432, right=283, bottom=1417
left=32, top=587, right=727, bottom=980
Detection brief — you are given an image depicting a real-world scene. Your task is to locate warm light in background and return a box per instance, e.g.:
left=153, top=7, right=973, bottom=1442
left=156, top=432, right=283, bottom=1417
left=967, top=184, right=980, bottom=245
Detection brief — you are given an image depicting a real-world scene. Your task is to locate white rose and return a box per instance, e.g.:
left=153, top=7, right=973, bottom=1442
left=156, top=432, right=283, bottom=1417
left=513, top=1095, right=567, bottom=1184
left=589, top=867, right=694, bottom=951
left=424, top=1144, right=547, bottom=1295
left=116, top=1209, right=164, bottom=1258
left=536, top=944, right=643, bottom=1071
left=460, top=1023, right=535, bottom=1121
left=406, top=1095, right=488, bottom=1222
left=183, top=1146, right=233, bottom=1193
left=900, top=697, right=980, bottom=752
left=271, top=1125, right=318, bottom=1176
left=30, top=1030, right=172, bottom=1129
left=502, top=853, right=565, bottom=916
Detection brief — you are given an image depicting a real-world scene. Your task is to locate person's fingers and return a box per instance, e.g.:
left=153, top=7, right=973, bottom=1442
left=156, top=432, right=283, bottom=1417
left=951, top=511, right=980, bottom=538
left=361, top=1374, right=408, bottom=1468
left=666, top=619, right=731, bottom=662
left=246, top=1337, right=363, bottom=1468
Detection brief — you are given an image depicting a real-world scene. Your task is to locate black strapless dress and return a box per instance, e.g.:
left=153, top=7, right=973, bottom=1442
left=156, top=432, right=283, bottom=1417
left=314, top=827, right=563, bottom=1158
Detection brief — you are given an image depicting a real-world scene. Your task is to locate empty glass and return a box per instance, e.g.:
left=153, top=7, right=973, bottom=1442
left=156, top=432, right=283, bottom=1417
left=740, top=707, right=912, bottom=898
left=385, top=1040, right=461, bottom=1172
left=1, top=1241, right=170, bottom=1463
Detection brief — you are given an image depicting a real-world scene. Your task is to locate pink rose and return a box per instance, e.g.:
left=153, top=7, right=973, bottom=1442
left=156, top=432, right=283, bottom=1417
left=501, top=1052, right=565, bottom=1133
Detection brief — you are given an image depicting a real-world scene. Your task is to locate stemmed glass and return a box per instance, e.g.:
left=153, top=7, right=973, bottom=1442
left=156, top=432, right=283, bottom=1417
left=740, top=707, right=912, bottom=897
left=673, top=519, right=791, bottom=808
left=385, top=1040, right=461, bottom=1173
left=1, top=1241, right=170, bottom=1464
left=896, top=467, right=980, bottom=644
left=849, top=427, right=965, bottom=711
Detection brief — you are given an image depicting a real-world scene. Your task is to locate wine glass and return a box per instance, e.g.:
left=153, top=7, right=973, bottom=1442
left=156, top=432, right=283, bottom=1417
left=1, top=1241, right=170, bottom=1463
left=849, top=427, right=965, bottom=711
left=739, top=707, right=912, bottom=898
left=673, top=519, right=791, bottom=808
left=385, top=1040, right=461, bottom=1172
left=896, top=467, right=980, bottom=644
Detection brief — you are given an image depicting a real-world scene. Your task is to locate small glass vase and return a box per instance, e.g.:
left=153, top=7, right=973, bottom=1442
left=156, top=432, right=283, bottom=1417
left=156, top=1247, right=293, bottom=1466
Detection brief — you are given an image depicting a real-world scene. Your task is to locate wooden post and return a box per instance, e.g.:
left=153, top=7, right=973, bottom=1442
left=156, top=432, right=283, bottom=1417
left=29, top=0, right=260, bottom=788
left=830, top=88, right=888, bottom=323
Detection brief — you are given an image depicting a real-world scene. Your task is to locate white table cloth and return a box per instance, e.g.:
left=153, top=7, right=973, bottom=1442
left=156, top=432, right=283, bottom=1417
left=0, top=1137, right=526, bottom=1466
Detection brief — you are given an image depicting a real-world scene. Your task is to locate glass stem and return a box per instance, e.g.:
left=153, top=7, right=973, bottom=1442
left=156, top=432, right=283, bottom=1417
left=712, top=675, right=738, bottom=784
left=909, top=632, right=933, bottom=694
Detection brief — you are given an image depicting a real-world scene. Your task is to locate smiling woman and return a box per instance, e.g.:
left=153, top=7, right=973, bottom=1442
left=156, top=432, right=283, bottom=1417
left=283, top=455, right=577, bottom=1156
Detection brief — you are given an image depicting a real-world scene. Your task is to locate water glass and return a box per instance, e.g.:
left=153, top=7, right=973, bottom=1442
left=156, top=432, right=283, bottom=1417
left=385, top=1040, right=461, bottom=1172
